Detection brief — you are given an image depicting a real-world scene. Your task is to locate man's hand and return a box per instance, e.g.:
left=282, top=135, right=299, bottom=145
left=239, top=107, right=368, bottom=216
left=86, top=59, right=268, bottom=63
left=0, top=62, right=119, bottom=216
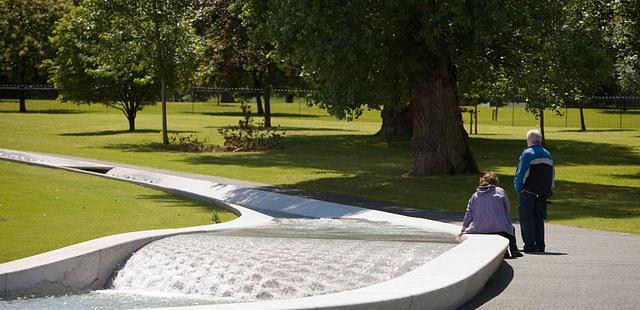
left=456, top=232, right=464, bottom=242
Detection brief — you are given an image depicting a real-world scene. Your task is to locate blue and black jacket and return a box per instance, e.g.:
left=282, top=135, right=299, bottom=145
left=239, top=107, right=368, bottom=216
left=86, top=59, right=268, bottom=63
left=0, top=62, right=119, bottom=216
left=514, top=144, right=555, bottom=197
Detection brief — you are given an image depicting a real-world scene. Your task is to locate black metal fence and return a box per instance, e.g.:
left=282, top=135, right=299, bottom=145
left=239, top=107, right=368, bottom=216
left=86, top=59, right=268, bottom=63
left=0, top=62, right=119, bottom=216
left=461, top=97, right=640, bottom=130
left=1, top=85, right=639, bottom=129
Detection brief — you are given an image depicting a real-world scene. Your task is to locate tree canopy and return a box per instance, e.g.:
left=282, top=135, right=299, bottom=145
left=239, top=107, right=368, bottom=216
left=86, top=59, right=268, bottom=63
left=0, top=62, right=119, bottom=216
left=246, top=0, right=578, bottom=175
left=0, top=0, right=73, bottom=84
left=50, top=0, right=200, bottom=133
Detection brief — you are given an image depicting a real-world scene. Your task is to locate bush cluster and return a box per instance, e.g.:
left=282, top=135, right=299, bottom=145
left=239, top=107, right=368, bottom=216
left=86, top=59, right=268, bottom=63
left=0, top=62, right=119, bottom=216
left=217, top=103, right=286, bottom=152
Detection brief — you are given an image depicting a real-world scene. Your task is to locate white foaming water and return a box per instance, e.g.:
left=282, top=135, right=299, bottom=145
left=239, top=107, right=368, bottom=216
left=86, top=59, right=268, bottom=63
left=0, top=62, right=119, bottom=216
left=109, top=235, right=452, bottom=303
left=107, top=219, right=455, bottom=303
left=0, top=219, right=456, bottom=309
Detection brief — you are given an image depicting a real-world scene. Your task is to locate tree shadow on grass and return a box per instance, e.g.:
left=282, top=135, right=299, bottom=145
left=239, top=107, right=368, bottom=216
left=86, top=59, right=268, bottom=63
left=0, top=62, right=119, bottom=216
left=156, top=134, right=640, bottom=173
left=0, top=109, right=84, bottom=114
left=203, top=125, right=357, bottom=133
left=471, top=137, right=640, bottom=167
left=103, top=142, right=186, bottom=153
left=134, top=193, right=232, bottom=216
left=141, top=134, right=639, bottom=223
left=599, top=109, right=640, bottom=115
left=615, top=172, right=640, bottom=180
left=199, top=111, right=322, bottom=118
left=61, top=129, right=197, bottom=137
left=558, top=128, right=638, bottom=133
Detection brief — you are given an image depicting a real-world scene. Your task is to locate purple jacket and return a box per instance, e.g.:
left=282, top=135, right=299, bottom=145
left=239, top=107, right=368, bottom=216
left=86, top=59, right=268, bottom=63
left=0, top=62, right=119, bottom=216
left=462, top=185, right=515, bottom=236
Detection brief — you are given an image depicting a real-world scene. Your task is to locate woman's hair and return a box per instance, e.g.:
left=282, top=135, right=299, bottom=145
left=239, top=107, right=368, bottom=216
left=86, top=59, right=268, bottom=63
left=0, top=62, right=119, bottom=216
left=479, top=171, right=499, bottom=186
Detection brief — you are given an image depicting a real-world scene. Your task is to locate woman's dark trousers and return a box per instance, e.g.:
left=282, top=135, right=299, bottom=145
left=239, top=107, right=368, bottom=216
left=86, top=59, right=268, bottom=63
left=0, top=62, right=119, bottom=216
left=492, top=231, right=519, bottom=255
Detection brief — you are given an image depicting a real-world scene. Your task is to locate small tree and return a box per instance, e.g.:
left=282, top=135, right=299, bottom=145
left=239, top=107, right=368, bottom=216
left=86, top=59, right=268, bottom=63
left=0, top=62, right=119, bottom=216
left=50, top=0, right=200, bottom=134
left=50, top=2, right=158, bottom=131
left=138, top=0, right=201, bottom=144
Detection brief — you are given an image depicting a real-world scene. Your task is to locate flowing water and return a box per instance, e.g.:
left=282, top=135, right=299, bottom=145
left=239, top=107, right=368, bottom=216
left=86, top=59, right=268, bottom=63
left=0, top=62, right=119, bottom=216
left=0, top=219, right=457, bottom=309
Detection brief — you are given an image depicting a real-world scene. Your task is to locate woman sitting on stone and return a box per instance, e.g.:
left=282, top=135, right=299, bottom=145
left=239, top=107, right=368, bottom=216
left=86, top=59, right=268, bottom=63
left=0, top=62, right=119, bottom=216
left=457, top=172, right=523, bottom=258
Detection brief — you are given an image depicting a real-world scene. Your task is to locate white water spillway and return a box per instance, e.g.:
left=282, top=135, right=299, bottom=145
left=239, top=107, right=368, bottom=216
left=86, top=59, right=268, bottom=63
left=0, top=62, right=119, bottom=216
left=109, top=219, right=455, bottom=303
left=1, top=219, right=455, bottom=309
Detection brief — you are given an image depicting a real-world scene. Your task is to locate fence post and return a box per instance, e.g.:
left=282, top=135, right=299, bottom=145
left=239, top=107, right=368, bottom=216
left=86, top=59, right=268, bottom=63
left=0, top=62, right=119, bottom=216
left=511, top=101, right=515, bottom=126
left=619, top=101, right=623, bottom=129
left=565, top=106, right=568, bottom=128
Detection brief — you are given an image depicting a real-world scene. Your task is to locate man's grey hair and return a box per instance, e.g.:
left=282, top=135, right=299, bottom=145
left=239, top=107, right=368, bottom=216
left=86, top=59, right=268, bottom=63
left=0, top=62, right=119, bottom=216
left=526, top=129, right=543, bottom=144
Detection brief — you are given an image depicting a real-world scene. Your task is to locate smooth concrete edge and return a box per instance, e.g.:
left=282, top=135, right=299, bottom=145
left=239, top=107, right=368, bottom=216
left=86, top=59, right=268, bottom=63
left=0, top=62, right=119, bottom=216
left=0, top=149, right=507, bottom=309
left=0, top=273, right=6, bottom=299
left=150, top=235, right=507, bottom=310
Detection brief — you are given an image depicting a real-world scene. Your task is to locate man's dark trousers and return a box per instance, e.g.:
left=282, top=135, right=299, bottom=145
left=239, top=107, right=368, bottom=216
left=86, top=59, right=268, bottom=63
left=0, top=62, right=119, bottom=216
left=518, top=191, right=546, bottom=252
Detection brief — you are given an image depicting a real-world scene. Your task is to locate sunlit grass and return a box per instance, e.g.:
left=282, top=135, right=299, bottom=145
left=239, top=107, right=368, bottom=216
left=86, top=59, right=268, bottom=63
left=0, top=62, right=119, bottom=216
left=0, top=161, right=236, bottom=263
left=0, top=103, right=638, bottom=234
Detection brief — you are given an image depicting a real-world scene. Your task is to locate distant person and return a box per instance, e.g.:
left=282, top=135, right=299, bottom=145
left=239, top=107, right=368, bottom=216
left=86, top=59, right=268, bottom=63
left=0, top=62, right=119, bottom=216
left=457, top=172, right=522, bottom=258
left=514, top=129, right=555, bottom=253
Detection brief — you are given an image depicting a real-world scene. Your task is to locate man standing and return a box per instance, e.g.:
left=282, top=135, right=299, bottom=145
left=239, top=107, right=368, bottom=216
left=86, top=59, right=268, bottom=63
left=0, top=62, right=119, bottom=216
left=514, top=129, right=555, bottom=253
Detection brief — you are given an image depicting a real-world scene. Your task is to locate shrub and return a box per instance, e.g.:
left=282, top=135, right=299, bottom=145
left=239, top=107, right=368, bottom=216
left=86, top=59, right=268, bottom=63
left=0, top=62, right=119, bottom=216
left=167, top=133, right=218, bottom=152
left=218, top=103, right=286, bottom=152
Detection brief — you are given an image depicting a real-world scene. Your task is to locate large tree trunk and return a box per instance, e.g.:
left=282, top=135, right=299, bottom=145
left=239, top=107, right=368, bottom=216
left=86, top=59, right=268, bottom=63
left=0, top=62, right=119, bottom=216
left=161, top=77, right=169, bottom=145
left=375, top=105, right=412, bottom=140
left=406, top=54, right=478, bottom=176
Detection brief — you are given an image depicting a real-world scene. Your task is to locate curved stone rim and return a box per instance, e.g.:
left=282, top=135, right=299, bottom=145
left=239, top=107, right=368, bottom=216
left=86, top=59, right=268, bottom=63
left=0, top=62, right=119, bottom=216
left=0, top=149, right=507, bottom=310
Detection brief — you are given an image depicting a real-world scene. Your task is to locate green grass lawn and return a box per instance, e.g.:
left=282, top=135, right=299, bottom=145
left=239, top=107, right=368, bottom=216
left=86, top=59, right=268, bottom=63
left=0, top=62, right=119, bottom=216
left=0, top=102, right=638, bottom=234
left=0, top=160, right=236, bottom=263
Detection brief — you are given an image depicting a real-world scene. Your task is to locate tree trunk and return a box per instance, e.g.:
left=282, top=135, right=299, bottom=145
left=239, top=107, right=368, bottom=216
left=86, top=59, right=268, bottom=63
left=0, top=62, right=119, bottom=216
left=263, top=69, right=272, bottom=128
left=375, top=105, right=412, bottom=140
left=19, top=89, right=26, bottom=113
left=579, top=103, right=586, bottom=131
left=161, top=77, right=169, bottom=145
left=252, top=72, right=264, bottom=114
left=474, top=99, right=478, bottom=134
left=539, top=108, right=546, bottom=146
left=406, top=55, right=479, bottom=176
left=256, top=94, right=264, bottom=115
left=220, top=91, right=235, bottom=103
left=127, top=114, right=136, bottom=131
left=285, top=94, right=294, bottom=103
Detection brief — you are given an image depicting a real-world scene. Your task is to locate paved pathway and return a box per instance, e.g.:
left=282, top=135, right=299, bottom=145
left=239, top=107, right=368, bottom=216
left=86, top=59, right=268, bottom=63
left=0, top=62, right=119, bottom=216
left=31, top=152, right=640, bottom=309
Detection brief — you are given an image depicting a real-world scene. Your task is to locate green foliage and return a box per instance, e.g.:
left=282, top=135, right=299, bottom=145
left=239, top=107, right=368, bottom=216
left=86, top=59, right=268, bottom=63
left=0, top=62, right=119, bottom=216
left=49, top=0, right=201, bottom=131
left=608, top=0, right=640, bottom=94
left=0, top=0, right=73, bottom=84
left=195, top=0, right=305, bottom=110
left=218, top=103, right=286, bottom=151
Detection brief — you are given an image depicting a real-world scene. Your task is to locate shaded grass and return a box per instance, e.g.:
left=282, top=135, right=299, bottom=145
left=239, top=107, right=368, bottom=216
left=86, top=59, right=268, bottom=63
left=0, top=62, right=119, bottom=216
left=0, top=109, right=638, bottom=234
left=0, top=161, right=236, bottom=263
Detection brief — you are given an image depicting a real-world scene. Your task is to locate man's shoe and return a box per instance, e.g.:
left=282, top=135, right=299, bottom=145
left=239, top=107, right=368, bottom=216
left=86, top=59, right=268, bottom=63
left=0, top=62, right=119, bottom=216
left=511, top=250, right=524, bottom=257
